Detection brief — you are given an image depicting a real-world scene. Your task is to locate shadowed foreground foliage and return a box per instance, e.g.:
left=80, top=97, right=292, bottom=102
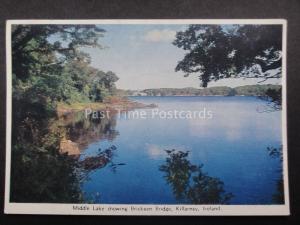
left=11, top=147, right=83, bottom=203
left=11, top=25, right=119, bottom=202
left=267, top=146, right=284, bottom=204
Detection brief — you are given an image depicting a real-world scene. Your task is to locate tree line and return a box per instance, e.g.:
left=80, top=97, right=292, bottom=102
left=124, top=84, right=281, bottom=97
left=11, top=25, right=119, bottom=202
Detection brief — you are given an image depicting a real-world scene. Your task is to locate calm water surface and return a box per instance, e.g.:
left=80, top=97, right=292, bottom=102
left=79, top=96, right=282, bottom=204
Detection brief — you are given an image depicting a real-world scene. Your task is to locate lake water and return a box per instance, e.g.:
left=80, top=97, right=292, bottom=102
left=79, top=96, right=283, bottom=204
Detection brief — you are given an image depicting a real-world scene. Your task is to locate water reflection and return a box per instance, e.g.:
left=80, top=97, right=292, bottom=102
left=76, top=145, right=125, bottom=203
left=159, top=150, right=234, bottom=204
left=80, top=145, right=116, bottom=171
left=56, top=111, right=126, bottom=202
left=267, top=146, right=284, bottom=204
left=71, top=97, right=282, bottom=204
left=59, top=111, right=119, bottom=150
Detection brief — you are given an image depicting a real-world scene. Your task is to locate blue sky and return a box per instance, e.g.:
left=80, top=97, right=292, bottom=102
left=80, top=24, right=281, bottom=90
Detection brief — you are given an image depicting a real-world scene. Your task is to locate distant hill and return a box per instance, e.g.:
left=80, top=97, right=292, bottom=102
left=117, top=84, right=281, bottom=97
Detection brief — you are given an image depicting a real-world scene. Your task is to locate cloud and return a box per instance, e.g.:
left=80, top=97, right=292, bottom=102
left=143, top=29, right=176, bottom=42
left=145, top=143, right=186, bottom=159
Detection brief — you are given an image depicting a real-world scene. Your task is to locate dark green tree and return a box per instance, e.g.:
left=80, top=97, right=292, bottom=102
left=88, top=70, right=119, bottom=101
left=173, top=25, right=282, bottom=87
left=12, top=25, right=105, bottom=80
left=10, top=24, right=119, bottom=202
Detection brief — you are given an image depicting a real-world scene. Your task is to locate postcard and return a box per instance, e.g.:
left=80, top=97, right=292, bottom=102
left=5, top=19, right=289, bottom=215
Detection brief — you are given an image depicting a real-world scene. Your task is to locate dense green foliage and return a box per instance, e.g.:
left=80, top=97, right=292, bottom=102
left=11, top=25, right=119, bottom=202
left=12, top=25, right=118, bottom=105
left=173, top=25, right=282, bottom=87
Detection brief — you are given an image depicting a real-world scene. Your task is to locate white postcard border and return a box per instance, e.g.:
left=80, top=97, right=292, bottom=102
left=5, top=19, right=290, bottom=216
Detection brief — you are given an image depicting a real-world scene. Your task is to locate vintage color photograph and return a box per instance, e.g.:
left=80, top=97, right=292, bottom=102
left=5, top=20, right=289, bottom=215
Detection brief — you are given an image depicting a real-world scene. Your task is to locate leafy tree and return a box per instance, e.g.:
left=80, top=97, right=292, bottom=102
left=88, top=70, right=119, bottom=101
left=12, top=25, right=105, bottom=80
left=10, top=24, right=119, bottom=203
left=173, top=25, right=282, bottom=87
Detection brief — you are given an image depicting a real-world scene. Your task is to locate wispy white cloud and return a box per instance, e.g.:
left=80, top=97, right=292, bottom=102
left=145, top=143, right=186, bottom=159
left=143, top=29, right=176, bottom=42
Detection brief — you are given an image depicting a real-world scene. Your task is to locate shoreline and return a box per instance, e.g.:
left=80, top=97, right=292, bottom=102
left=57, top=97, right=156, bottom=157
left=127, top=95, right=263, bottom=97
left=57, top=97, right=157, bottom=117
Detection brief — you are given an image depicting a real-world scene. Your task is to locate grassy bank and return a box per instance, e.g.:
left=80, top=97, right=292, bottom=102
left=57, top=96, right=156, bottom=117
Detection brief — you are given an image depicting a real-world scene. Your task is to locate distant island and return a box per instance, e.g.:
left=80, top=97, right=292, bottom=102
left=118, top=84, right=281, bottom=97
